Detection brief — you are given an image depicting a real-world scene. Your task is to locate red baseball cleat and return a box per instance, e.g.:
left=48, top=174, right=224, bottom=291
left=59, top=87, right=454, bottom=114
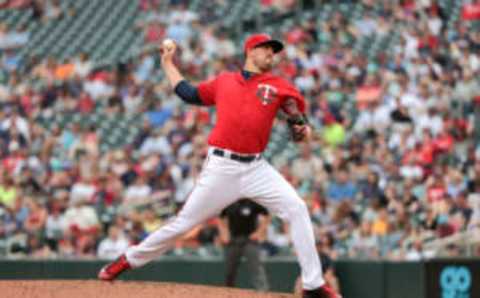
left=98, top=254, right=131, bottom=281
left=303, top=285, right=341, bottom=298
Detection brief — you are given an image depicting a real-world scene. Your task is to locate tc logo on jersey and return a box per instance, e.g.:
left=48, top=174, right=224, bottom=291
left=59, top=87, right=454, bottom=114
left=256, top=84, right=278, bottom=105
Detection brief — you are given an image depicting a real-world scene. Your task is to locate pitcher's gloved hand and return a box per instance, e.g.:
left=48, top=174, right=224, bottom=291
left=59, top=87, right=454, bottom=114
left=287, top=115, right=310, bottom=142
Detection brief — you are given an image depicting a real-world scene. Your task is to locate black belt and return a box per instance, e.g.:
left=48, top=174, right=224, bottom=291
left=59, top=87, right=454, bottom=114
left=212, top=149, right=260, bottom=163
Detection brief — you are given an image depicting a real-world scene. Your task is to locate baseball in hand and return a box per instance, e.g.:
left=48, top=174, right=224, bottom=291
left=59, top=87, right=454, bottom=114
left=162, top=39, right=176, bottom=51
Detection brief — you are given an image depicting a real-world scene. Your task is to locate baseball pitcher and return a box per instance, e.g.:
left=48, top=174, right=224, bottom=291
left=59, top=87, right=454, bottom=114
left=98, top=33, right=340, bottom=298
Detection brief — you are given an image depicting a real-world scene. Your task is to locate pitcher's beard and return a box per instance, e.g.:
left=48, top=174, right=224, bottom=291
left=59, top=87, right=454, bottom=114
left=259, top=60, right=273, bottom=72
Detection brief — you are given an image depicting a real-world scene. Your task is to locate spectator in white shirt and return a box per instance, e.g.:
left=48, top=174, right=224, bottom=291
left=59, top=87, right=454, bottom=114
left=140, top=128, right=172, bottom=157
left=73, top=53, right=92, bottom=78
left=64, top=198, right=100, bottom=233
left=97, top=226, right=129, bottom=260
left=122, top=85, right=143, bottom=114
left=1, top=107, right=30, bottom=141
left=216, top=32, right=236, bottom=59
left=354, top=101, right=392, bottom=133
left=415, top=106, right=444, bottom=138
left=123, top=175, right=152, bottom=208
left=294, top=68, right=316, bottom=93
left=70, top=175, right=96, bottom=205
left=427, top=10, right=442, bottom=36
left=45, top=202, right=66, bottom=249
left=404, top=239, right=430, bottom=261
left=354, top=13, right=377, bottom=37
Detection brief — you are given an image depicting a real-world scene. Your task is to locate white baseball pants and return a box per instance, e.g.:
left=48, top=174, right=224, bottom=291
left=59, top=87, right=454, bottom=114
left=125, top=148, right=325, bottom=290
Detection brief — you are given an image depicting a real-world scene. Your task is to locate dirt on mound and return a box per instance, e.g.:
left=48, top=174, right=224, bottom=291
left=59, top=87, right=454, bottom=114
left=0, top=280, right=298, bottom=298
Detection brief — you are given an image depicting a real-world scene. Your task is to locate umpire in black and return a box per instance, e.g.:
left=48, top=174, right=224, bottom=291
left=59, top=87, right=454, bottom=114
left=217, top=198, right=271, bottom=291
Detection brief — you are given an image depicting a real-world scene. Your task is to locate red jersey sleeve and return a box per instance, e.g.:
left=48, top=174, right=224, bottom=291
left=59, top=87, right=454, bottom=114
left=197, top=76, right=218, bottom=106
left=280, top=81, right=306, bottom=114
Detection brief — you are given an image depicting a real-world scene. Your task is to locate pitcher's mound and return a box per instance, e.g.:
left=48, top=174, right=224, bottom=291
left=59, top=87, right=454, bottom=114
left=0, top=280, right=297, bottom=298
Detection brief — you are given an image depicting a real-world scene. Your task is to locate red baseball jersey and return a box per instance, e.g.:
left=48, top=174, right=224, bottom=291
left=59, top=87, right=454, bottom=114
left=197, top=71, right=306, bottom=154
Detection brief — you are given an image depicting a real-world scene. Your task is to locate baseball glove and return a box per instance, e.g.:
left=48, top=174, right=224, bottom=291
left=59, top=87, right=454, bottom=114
left=287, top=115, right=308, bottom=142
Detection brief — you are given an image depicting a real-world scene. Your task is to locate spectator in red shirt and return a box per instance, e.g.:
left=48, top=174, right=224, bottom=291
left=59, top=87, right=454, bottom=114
left=433, top=130, right=454, bottom=154
left=77, top=91, right=95, bottom=114
left=24, top=197, right=48, bottom=234
left=427, top=171, right=447, bottom=204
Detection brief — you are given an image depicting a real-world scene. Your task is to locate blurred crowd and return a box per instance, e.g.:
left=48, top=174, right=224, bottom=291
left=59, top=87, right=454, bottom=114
left=0, top=0, right=480, bottom=263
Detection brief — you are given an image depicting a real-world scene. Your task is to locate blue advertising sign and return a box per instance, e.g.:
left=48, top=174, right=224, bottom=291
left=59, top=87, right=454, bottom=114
left=426, top=260, right=480, bottom=298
